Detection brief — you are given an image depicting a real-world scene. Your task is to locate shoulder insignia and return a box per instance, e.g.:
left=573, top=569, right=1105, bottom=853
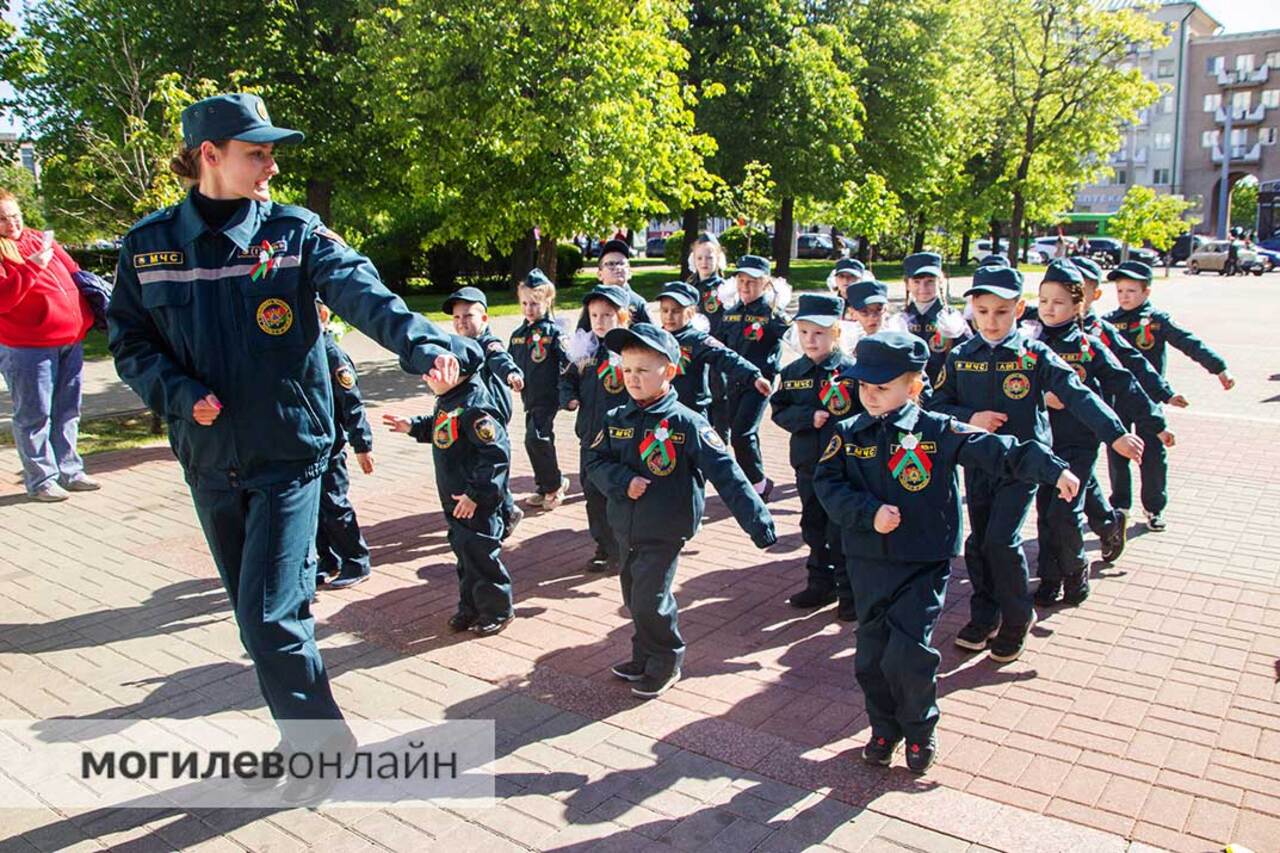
left=486, top=340, right=505, bottom=353
left=935, top=364, right=946, bottom=388
left=699, top=425, right=726, bottom=451
left=335, top=365, right=356, bottom=390
left=820, top=434, right=843, bottom=462
left=472, top=415, right=498, bottom=444
left=316, top=225, right=346, bottom=245
left=590, top=429, right=605, bottom=448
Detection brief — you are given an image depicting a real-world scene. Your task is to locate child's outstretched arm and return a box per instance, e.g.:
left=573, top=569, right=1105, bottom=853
left=1093, top=344, right=1173, bottom=446
left=1038, top=347, right=1141, bottom=460
left=1161, top=312, right=1232, bottom=388
left=692, top=422, right=776, bottom=547
left=703, top=337, right=771, bottom=396
left=1099, top=320, right=1177, bottom=403
left=949, top=420, right=1077, bottom=500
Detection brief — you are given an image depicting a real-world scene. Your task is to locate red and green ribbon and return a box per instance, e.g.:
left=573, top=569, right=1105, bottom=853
left=1080, top=335, right=1095, bottom=363
left=639, top=419, right=675, bottom=467
left=1019, top=349, right=1039, bottom=370
left=703, top=289, right=720, bottom=312
left=1137, top=319, right=1154, bottom=347
left=596, top=357, right=620, bottom=386
left=1099, top=330, right=1112, bottom=349
left=433, top=408, right=461, bottom=444
left=820, top=370, right=850, bottom=410
left=249, top=239, right=278, bottom=281
left=888, top=432, right=932, bottom=480
left=930, top=327, right=943, bottom=348
left=744, top=321, right=764, bottom=341
left=530, top=331, right=548, bottom=360
left=676, top=346, right=691, bottom=376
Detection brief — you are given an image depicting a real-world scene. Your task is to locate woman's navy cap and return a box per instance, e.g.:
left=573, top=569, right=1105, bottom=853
left=834, top=258, right=865, bottom=276
left=448, top=335, right=486, bottom=376
left=733, top=254, right=772, bottom=278
left=964, top=265, right=1024, bottom=300
left=658, top=281, right=699, bottom=307
left=1068, top=256, right=1102, bottom=282
left=604, top=323, right=682, bottom=366
left=1107, top=260, right=1153, bottom=283
left=582, top=284, right=630, bottom=309
left=524, top=267, right=553, bottom=288
left=978, top=253, right=1010, bottom=268
left=904, top=252, right=943, bottom=278
left=794, top=293, right=843, bottom=327
left=181, top=94, right=304, bottom=149
left=850, top=332, right=930, bottom=384
left=600, top=238, right=632, bottom=259
left=847, top=279, right=889, bottom=310
left=442, top=286, right=488, bottom=313
left=1042, top=258, right=1083, bottom=285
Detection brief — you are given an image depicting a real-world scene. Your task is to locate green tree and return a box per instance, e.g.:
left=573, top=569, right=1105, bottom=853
left=1109, top=185, right=1196, bottom=261
left=985, top=0, right=1163, bottom=265
left=1230, top=176, right=1259, bottom=233
left=0, top=154, right=45, bottom=229
left=814, top=172, right=902, bottom=261
left=716, top=161, right=776, bottom=253
left=356, top=0, right=714, bottom=280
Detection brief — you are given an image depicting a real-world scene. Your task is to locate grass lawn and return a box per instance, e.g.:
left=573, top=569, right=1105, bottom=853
left=0, top=411, right=167, bottom=457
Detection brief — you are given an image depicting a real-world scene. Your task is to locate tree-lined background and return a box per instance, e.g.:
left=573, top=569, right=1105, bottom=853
left=0, top=0, right=1166, bottom=290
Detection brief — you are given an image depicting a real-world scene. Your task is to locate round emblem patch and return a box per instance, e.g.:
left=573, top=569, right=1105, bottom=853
left=530, top=332, right=546, bottom=363
left=473, top=416, right=497, bottom=444
left=898, top=464, right=930, bottom=492
left=601, top=360, right=624, bottom=394
left=927, top=325, right=946, bottom=352
left=644, top=446, right=677, bottom=477
left=256, top=298, right=293, bottom=336
left=256, top=100, right=270, bottom=121
left=1002, top=372, right=1031, bottom=400
left=335, top=366, right=356, bottom=390
left=703, top=290, right=721, bottom=314
left=820, top=434, right=843, bottom=463
left=825, top=382, right=852, bottom=416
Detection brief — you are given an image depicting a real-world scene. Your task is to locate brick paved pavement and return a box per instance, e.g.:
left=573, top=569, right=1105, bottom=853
left=0, top=272, right=1277, bottom=852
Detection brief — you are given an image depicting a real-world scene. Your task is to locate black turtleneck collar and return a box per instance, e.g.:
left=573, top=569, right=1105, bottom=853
left=191, top=189, right=248, bottom=234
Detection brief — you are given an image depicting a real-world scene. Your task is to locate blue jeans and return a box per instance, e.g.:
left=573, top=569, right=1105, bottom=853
left=0, top=342, right=86, bottom=493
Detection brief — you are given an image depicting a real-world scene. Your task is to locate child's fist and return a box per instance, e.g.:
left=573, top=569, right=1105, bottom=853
left=1111, top=433, right=1144, bottom=462
left=1157, top=430, right=1176, bottom=448
left=356, top=451, right=374, bottom=474
left=753, top=376, right=774, bottom=396
left=873, top=504, right=901, bottom=534
left=1056, top=469, right=1081, bottom=501
left=1044, top=392, right=1064, bottom=411
left=627, top=477, right=649, bottom=500
left=969, top=411, right=1008, bottom=433
left=1167, top=393, right=1189, bottom=408
left=813, top=411, right=830, bottom=429
left=1218, top=371, right=1235, bottom=391
left=382, top=414, right=412, bottom=433
left=508, top=374, right=525, bottom=392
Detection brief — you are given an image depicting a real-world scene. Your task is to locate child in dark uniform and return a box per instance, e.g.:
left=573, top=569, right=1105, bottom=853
left=902, top=252, right=970, bottom=386
left=510, top=268, right=570, bottom=509
left=815, top=331, right=1078, bottom=773
left=770, top=294, right=859, bottom=620
left=585, top=323, right=776, bottom=699
left=383, top=337, right=515, bottom=635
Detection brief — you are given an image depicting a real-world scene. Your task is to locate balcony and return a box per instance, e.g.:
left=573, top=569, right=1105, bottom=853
left=1215, top=105, right=1266, bottom=125
left=1133, top=147, right=1149, bottom=165
left=1214, top=65, right=1271, bottom=88
left=1211, top=143, right=1262, bottom=164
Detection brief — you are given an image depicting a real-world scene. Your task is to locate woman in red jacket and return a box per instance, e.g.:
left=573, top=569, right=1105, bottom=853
left=0, top=189, right=97, bottom=501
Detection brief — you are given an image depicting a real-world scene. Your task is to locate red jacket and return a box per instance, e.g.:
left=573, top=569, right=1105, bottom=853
left=0, top=228, right=93, bottom=348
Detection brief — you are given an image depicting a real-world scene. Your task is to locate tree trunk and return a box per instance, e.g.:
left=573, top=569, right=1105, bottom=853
left=537, top=233, right=558, bottom=281
left=1009, top=191, right=1026, bottom=269
left=306, top=178, right=333, bottom=223
left=856, top=235, right=869, bottom=263
left=509, top=228, right=537, bottom=286
left=913, top=211, right=926, bottom=253
left=680, top=207, right=699, bottom=280
left=772, top=197, right=795, bottom=280
left=959, top=231, right=971, bottom=266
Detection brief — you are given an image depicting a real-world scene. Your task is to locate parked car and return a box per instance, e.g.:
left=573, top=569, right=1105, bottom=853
left=1187, top=240, right=1264, bottom=275
left=1083, top=238, right=1160, bottom=267
left=1253, top=246, right=1279, bottom=272
left=645, top=236, right=669, bottom=258
left=796, top=232, right=840, bottom=259
left=1168, top=234, right=1209, bottom=266
left=1258, top=235, right=1280, bottom=253
left=970, top=238, right=1049, bottom=265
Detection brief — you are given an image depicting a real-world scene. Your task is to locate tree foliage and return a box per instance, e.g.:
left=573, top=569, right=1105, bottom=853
left=1110, top=185, right=1195, bottom=253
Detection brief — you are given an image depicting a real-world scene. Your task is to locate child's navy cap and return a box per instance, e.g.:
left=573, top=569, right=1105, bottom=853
left=834, top=258, right=865, bottom=276
left=978, top=253, right=1010, bottom=268
left=1042, top=258, right=1083, bottom=285
left=604, top=322, right=682, bottom=366
left=181, top=93, right=303, bottom=149
left=733, top=254, right=771, bottom=278
left=658, top=281, right=699, bottom=307
left=850, top=332, right=929, bottom=384
left=904, top=252, right=943, bottom=278
left=600, top=238, right=632, bottom=259
left=582, top=284, right=630, bottom=309
left=524, top=267, right=553, bottom=288
left=448, top=335, right=486, bottom=376
left=846, top=279, right=889, bottom=310
left=1107, top=260, right=1153, bottom=283
left=442, top=286, right=488, bottom=313
left=794, top=293, right=843, bottom=327
left=964, top=265, right=1024, bottom=300
left=1068, top=256, right=1102, bottom=282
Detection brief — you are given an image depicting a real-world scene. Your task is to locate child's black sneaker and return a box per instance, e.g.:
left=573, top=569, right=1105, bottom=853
left=631, top=669, right=681, bottom=699
left=836, top=597, right=858, bottom=623
left=1146, top=513, right=1167, bottom=532
left=954, top=620, right=1000, bottom=651
left=760, top=478, right=775, bottom=503
left=905, top=735, right=937, bottom=774
left=989, top=611, right=1037, bottom=663
left=861, top=733, right=900, bottom=766
left=502, top=505, right=524, bottom=541
left=448, top=609, right=477, bottom=632
left=610, top=660, right=646, bottom=682
left=1033, top=581, right=1061, bottom=607
left=788, top=583, right=836, bottom=609
left=1062, top=575, right=1090, bottom=606
left=471, top=615, right=511, bottom=636
left=1100, top=512, right=1127, bottom=563
left=587, top=547, right=609, bottom=572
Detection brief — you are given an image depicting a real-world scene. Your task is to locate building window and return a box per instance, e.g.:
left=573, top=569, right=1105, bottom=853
left=1154, top=132, right=1172, bottom=150
left=1262, top=127, right=1278, bottom=145
left=1202, top=130, right=1220, bottom=148
left=1153, top=168, right=1171, bottom=184
left=1263, top=89, right=1280, bottom=108
left=1231, top=127, right=1248, bottom=146
left=1233, top=90, right=1252, bottom=111
left=1158, top=59, right=1175, bottom=78
left=1206, top=55, right=1224, bottom=75
left=1115, top=170, right=1127, bottom=185
left=1267, top=51, right=1280, bottom=70
left=1236, top=54, right=1255, bottom=73
left=1160, top=94, right=1175, bottom=114
left=1204, top=93, right=1222, bottom=112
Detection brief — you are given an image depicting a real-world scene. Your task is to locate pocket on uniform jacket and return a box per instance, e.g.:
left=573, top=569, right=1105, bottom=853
left=241, top=280, right=306, bottom=351
left=141, top=281, right=192, bottom=309
left=286, top=378, right=327, bottom=438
